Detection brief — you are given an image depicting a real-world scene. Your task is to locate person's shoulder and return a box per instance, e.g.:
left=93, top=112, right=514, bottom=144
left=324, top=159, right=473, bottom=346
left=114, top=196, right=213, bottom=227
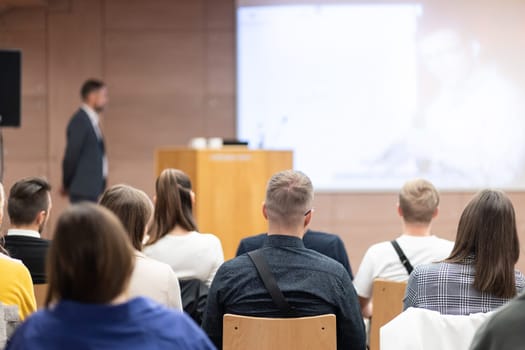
left=300, top=247, right=349, bottom=279
left=138, top=254, right=173, bottom=273
left=147, top=306, right=213, bottom=347
left=0, top=255, right=27, bottom=272
left=210, top=254, right=253, bottom=283
left=239, top=233, right=267, bottom=247
left=36, top=237, right=51, bottom=247
left=5, top=235, right=49, bottom=245
left=412, top=261, right=446, bottom=278
left=362, top=239, right=395, bottom=258
left=196, top=232, right=222, bottom=246
left=0, top=252, right=22, bottom=264
left=14, top=308, right=55, bottom=332
left=430, top=235, right=455, bottom=247
left=132, top=298, right=204, bottom=335
left=219, top=254, right=251, bottom=271
left=69, top=108, right=89, bottom=123
left=304, top=230, right=345, bottom=247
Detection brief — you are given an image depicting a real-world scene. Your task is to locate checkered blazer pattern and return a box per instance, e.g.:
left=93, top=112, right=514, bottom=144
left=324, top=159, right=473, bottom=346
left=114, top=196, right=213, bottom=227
left=404, top=256, right=525, bottom=315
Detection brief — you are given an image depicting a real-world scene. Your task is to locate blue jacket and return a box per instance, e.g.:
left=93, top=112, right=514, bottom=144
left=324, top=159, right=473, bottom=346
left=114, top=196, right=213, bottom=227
left=7, top=297, right=216, bottom=350
left=236, top=230, right=354, bottom=279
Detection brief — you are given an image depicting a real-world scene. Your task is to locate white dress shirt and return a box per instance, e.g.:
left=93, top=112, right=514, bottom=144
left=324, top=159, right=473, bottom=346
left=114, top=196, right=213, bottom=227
left=6, top=229, right=41, bottom=239
left=81, top=104, right=108, bottom=178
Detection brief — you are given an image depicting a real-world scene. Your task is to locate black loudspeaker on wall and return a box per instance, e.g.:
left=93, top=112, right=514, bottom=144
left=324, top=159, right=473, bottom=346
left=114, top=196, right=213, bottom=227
left=0, top=49, right=21, bottom=127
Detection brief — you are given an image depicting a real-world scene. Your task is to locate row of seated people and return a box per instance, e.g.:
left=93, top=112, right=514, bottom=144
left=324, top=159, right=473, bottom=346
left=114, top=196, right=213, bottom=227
left=1, top=171, right=523, bottom=349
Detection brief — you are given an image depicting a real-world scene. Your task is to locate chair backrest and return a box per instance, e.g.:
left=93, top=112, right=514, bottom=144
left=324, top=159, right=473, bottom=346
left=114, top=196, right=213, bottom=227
left=223, top=314, right=336, bottom=350
left=33, top=284, right=48, bottom=309
left=369, top=279, right=407, bottom=350
left=380, top=307, right=493, bottom=350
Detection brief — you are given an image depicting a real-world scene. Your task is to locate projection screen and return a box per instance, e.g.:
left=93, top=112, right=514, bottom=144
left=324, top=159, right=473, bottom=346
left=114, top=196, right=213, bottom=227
left=236, top=0, right=525, bottom=190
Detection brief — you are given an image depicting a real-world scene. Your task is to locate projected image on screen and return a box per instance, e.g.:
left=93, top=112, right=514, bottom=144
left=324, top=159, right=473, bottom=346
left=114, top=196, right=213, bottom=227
left=237, top=1, right=525, bottom=190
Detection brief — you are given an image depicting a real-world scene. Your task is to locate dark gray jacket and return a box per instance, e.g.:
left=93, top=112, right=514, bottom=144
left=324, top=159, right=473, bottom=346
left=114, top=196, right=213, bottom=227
left=62, top=108, right=106, bottom=199
left=470, top=291, right=525, bottom=350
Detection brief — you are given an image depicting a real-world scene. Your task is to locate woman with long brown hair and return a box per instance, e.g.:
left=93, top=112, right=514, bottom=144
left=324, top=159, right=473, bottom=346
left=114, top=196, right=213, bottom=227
left=100, top=184, right=182, bottom=310
left=6, top=204, right=215, bottom=350
left=145, top=169, right=224, bottom=287
left=404, top=190, right=525, bottom=314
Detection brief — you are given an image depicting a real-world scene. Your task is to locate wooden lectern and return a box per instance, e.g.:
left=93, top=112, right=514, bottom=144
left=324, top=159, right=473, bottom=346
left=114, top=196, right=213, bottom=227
left=155, top=147, right=293, bottom=259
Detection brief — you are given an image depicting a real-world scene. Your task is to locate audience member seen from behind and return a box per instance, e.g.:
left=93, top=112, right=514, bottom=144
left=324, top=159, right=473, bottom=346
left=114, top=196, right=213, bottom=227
left=144, top=169, right=224, bottom=287
left=202, top=170, right=366, bottom=350
left=0, top=183, right=37, bottom=320
left=404, top=190, right=524, bottom=315
left=353, top=179, right=453, bottom=318
left=236, top=229, right=354, bottom=279
left=3, top=177, right=52, bottom=284
left=6, top=204, right=215, bottom=350
left=470, top=285, right=525, bottom=350
left=100, top=185, right=183, bottom=310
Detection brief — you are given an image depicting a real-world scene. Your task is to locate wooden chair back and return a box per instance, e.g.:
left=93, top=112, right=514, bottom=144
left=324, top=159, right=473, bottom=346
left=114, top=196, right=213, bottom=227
left=369, top=279, right=407, bottom=350
left=223, top=314, right=336, bottom=350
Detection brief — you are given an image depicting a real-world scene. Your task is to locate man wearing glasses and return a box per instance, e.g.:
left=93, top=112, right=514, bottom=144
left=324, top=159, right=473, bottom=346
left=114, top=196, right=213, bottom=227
left=203, top=170, right=365, bottom=350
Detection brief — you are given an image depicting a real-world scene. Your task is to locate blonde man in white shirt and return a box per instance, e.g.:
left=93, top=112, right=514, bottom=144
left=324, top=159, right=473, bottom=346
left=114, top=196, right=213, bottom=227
left=353, top=179, right=453, bottom=318
left=99, top=185, right=182, bottom=310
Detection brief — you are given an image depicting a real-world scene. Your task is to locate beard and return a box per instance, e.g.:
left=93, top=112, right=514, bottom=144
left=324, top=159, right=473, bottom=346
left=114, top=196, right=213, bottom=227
left=94, top=105, right=105, bottom=113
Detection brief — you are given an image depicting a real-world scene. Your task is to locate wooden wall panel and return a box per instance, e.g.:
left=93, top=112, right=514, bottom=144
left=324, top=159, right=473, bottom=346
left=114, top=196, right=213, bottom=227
left=104, top=0, right=204, bottom=30
left=2, top=0, right=525, bottom=273
left=46, top=0, right=104, bottom=237
left=104, top=32, right=205, bottom=96
left=104, top=94, right=205, bottom=159
left=0, top=8, right=47, bottom=163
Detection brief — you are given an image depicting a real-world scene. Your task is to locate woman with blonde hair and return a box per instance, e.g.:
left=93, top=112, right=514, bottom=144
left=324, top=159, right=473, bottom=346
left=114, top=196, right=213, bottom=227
left=145, top=169, right=224, bottom=287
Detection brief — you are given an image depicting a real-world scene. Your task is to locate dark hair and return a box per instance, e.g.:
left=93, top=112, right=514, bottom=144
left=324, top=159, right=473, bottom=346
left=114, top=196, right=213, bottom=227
left=99, top=185, right=153, bottom=251
left=80, top=79, right=105, bottom=100
left=8, top=177, right=51, bottom=226
left=445, top=190, right=520, bottom=299
left=147, top=169, right=197, bottom=245
left=45, top=203, right=135, bottom=306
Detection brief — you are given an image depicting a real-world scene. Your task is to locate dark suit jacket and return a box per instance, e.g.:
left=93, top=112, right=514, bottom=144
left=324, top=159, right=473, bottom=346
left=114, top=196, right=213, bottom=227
left=62, top=108, right=106, bottom=199
left=3, top=235, right=50, bottom=284
left=236, top=229, right=354, bottom=279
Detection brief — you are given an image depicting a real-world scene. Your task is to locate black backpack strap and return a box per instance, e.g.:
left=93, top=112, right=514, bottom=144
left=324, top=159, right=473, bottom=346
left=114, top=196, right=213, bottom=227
left=390, top=240, right=414, bottom=275
left=248, top=249, right=295, bottom=315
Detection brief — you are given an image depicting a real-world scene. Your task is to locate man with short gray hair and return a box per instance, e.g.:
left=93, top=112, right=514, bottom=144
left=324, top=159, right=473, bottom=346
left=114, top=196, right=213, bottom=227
left=203, top=170, right=366, bottom=350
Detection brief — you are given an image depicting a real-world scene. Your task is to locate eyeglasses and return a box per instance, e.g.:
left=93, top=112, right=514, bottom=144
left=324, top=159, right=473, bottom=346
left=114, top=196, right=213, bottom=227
left=304, top=208, right=314, bottom=216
